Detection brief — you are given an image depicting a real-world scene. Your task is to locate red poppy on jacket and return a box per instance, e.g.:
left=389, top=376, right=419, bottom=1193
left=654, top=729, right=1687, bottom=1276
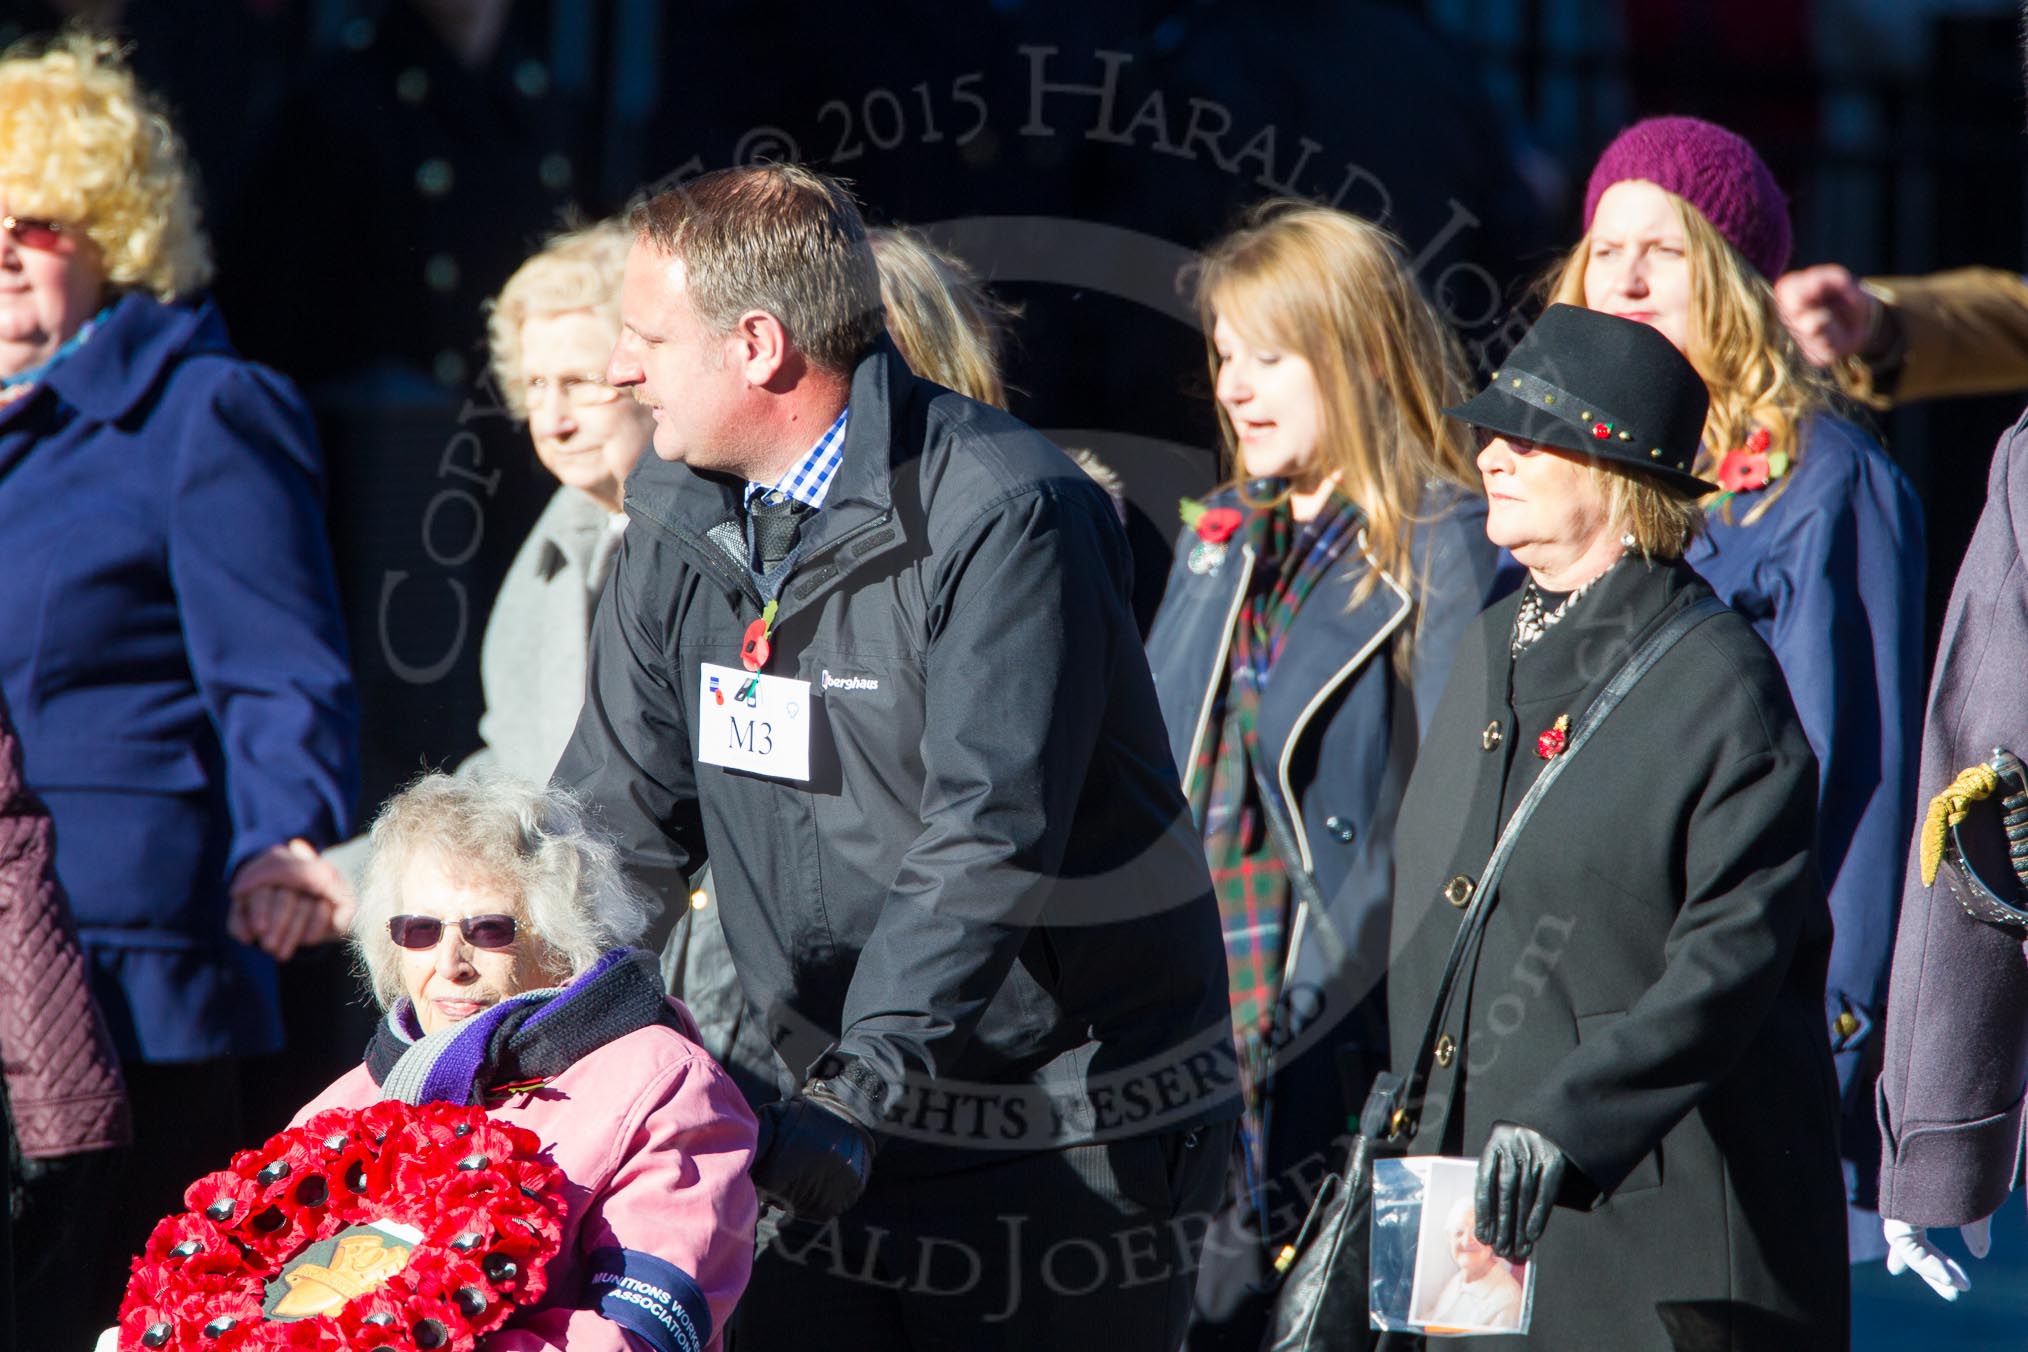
left=1717, top=448, right=1772, bottom=494
left=1196, top=507, right=1244, bottom=544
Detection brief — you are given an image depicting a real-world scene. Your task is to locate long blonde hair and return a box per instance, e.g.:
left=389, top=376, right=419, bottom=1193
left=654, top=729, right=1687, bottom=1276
left=1547, top=187, right=1830, bottom=525
left=1195, top=201, right=1478, bottom=622
left=870, top=226, right=1015, bottom=408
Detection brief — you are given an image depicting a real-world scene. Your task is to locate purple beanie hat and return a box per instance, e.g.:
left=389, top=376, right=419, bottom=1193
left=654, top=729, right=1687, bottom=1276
left=1583, top=115, right=1792, bottom=279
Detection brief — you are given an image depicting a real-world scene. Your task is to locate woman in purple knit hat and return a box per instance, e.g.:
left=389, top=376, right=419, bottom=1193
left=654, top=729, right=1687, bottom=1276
left=1544, top=114, right=1927, bottom=1265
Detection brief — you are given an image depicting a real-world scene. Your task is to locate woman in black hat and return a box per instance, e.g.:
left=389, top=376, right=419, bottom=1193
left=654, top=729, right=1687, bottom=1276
left=1380, top=303, right=1848, bottom=1348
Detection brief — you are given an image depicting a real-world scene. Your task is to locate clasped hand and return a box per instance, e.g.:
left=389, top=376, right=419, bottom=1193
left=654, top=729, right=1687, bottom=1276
left=1773, top=263, right=1883, bottom=367
left=227, top=837, right=355, bottom=960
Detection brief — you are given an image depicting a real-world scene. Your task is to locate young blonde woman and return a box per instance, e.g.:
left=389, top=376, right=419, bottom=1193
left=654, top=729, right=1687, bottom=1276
left=1143, top=201, right=1502, bottom=1348
left=1552, top=115, right=1925, bottom=1260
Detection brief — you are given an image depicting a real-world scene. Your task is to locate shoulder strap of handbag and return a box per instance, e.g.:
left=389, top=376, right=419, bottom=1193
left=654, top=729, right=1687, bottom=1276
left=1370, top=594, right=1729, bottom=1134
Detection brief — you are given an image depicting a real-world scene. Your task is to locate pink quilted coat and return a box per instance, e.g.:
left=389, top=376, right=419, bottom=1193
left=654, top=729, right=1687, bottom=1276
left=0, top=702, right=129, bottom=1158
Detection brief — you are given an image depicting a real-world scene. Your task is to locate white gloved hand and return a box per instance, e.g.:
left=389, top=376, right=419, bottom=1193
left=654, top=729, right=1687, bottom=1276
left=94, top=1326, right=119, bottom=1352
left=1883, top=1214, right=1993, bottom=1300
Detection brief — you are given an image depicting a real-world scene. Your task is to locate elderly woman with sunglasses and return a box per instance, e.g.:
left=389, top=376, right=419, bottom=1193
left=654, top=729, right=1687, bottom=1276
left=290, top=772, right=759, bottom=1350
left=0, top=33, right=357, bottom=1342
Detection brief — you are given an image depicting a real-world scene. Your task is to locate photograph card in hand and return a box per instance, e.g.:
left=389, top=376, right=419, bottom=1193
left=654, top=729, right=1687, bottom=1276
left=1370, top=1155, right=1535, bottom=1337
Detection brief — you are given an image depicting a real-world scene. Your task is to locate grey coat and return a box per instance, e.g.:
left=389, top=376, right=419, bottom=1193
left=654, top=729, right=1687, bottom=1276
left=1877, top=408, right=2028, bottom=1228
left=327, top=486, right=621, bottom=882
left=1387, top=557, right=1847, bottom=1350
left=467, top=485, right=626, bottom=783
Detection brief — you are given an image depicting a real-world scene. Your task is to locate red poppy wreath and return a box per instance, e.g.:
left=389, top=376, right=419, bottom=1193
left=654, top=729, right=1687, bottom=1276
left=116, top=1099, right=566, bottom=1352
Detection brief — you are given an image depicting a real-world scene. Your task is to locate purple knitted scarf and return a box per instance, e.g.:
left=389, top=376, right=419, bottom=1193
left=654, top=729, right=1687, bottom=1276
left=370, top=949, right=666, bottom=1105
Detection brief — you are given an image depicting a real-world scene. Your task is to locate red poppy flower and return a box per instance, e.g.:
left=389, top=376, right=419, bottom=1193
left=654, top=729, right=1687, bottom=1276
left=1716, top=448, right=1771, bottom=494
left=184, top=1169, right=257, bottom=1222
left=1196, top=507, right=1243, bottom=544
left=1535, top=714, right=1571, bottom=760
left=140, top=1212, right=230, bottom=1264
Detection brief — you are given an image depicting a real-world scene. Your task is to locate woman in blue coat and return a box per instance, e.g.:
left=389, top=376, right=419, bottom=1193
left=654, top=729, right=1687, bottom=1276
left=1145, top=201, right=1501, bottom=1348
left=0, top=35, right=357, bottom=1332
left=1549, top=115, right=1926, bottom=1257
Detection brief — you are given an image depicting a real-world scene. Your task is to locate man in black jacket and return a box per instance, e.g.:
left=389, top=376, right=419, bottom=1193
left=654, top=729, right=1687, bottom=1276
left=555, top=164, right=1235, bottom=1348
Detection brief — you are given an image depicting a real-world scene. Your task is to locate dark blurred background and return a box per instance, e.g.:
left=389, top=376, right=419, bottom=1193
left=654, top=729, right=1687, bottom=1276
left=4, top=0, right=2023, bottom=1226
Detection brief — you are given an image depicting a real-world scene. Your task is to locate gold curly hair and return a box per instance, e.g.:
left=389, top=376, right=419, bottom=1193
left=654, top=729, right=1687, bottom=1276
left=0, top=30, right=213, bottom=303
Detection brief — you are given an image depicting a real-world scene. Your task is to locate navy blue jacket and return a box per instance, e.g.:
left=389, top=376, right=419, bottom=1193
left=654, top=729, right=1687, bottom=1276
left=1144, top=484, right=1501, bottom=1172
left=0, top=294, right=358, bottom=1062
left=1685, top=413, right=1923, bottom=1208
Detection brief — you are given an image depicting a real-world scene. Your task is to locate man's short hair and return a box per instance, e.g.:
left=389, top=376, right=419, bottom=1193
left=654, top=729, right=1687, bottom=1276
left=629, top=164, right=885, bottom=374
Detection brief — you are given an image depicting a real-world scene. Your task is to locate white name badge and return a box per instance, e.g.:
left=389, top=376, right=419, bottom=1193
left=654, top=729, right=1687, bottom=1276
left=697, top=661, right=812, bottom=781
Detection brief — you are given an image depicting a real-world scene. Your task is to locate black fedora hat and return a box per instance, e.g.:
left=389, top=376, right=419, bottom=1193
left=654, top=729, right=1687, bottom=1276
left=1448, top=304, right=1716, bottom=496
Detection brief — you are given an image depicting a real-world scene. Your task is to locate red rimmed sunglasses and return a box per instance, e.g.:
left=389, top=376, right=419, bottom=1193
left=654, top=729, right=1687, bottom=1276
left=1, top=214, right=75, bottom=254
left=387, top=913, right=518, bottom=950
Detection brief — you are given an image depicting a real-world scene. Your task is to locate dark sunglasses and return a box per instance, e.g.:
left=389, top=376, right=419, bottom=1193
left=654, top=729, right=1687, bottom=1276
left=387, top=913, right=518, bottom=950
left=1, top=214, right=74, bottom=254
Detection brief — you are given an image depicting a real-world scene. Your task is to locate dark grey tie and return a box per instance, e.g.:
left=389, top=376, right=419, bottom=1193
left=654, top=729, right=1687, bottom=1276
left=748, top=493, right=811, bottom=575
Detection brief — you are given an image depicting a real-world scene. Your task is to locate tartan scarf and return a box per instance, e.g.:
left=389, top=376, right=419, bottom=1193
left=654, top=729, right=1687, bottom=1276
left=1187, top=489, right=1362, bottom=1216
left=1188, top=491, right=1364, bottom=1043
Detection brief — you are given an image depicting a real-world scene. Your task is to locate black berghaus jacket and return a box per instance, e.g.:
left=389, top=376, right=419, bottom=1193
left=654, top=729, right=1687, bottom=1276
left=556, top=340, right=1236, bottom=1171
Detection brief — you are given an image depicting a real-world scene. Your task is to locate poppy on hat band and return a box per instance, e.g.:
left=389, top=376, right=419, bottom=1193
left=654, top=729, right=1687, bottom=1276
left=1498, top=369, right=1696, bottom=477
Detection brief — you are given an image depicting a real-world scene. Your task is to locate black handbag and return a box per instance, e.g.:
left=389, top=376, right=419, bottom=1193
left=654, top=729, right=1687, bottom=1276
left=1260, top=596, right=1726, bottom=1352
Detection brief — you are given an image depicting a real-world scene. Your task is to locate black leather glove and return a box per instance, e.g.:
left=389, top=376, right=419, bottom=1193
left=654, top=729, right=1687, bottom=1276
left=1474, top=1121, right=1568, bottom=1262
left=750, top=1079, right=877, bottom=1221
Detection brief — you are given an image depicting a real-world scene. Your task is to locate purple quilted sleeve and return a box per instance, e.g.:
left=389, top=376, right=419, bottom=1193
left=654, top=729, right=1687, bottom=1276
left=0, top=705, right=130, bottom=1158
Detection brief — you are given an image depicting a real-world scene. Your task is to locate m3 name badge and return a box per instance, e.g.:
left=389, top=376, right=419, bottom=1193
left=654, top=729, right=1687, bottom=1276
left=698, top=661, right=811, bottom=781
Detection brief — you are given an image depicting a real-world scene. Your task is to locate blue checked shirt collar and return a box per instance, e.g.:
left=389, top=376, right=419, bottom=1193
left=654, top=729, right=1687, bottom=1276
left=745, top=406, right=849, bottom=511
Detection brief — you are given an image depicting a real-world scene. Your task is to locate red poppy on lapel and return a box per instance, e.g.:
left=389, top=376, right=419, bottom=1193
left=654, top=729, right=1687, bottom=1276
left=1536, top=714, right=1571, bottom=759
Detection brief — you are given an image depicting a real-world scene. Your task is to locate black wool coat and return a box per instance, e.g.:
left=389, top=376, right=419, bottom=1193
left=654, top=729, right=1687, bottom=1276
left=1383, top=558, right=1848, bottom=1350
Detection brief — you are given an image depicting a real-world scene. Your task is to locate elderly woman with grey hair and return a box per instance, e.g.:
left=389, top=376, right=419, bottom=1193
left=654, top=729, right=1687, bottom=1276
left=291, top=772, right=759, bottom=1351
